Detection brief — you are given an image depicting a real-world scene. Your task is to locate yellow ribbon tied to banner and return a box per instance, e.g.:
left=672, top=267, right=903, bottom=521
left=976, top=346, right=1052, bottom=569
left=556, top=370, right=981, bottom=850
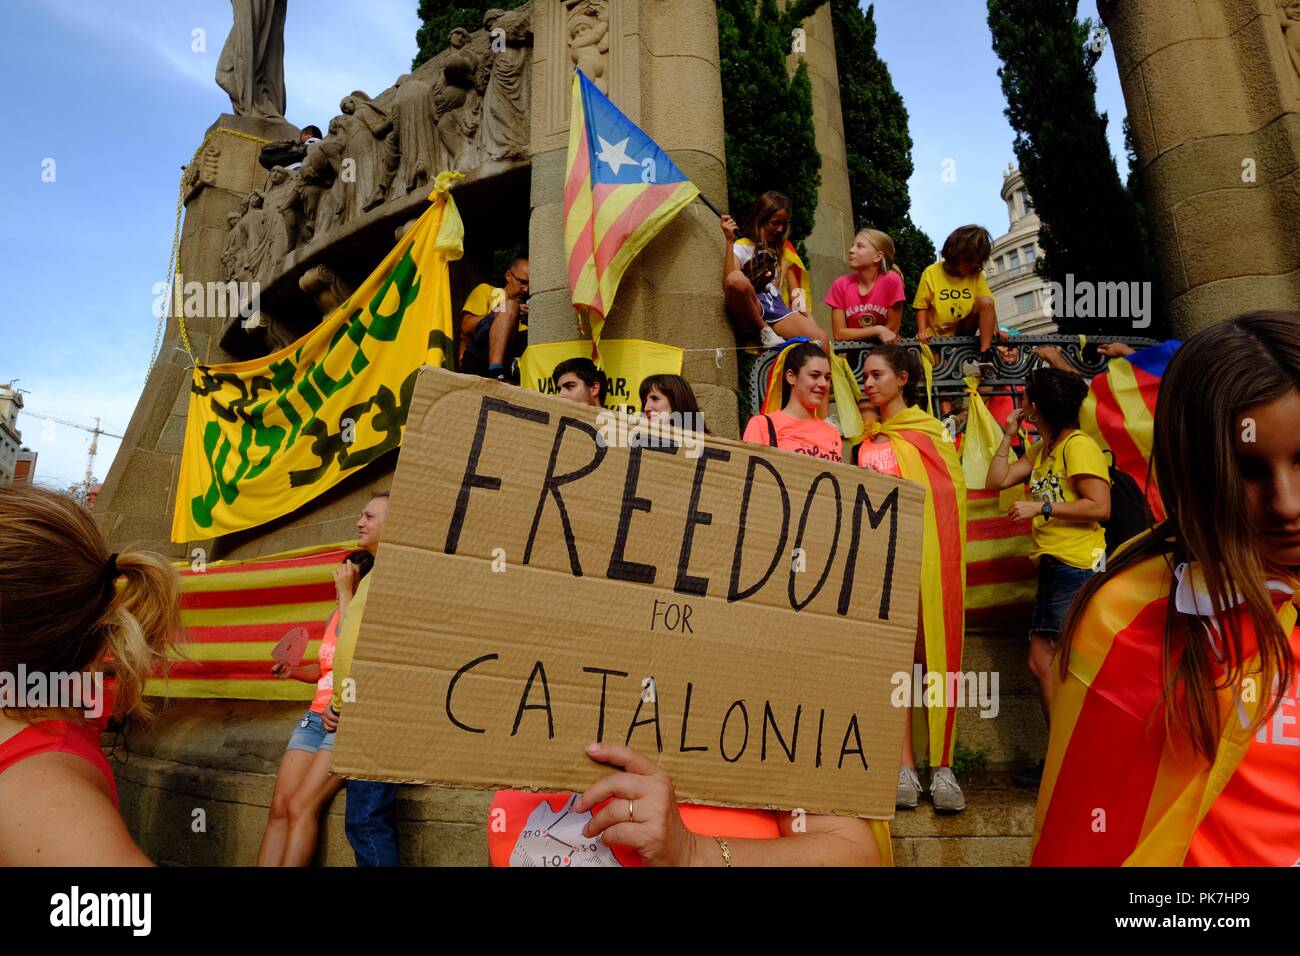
left=171, top=173, right=465, bottom=542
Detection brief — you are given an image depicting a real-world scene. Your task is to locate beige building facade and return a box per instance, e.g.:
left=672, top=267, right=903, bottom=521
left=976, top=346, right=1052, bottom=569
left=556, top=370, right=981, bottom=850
left=984, top=166, right=1054, bottom=334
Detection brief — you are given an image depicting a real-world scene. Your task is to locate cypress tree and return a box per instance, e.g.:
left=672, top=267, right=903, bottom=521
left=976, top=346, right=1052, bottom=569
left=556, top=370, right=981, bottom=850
left=829, top=0, right=935, bottom=333
left=716, top=0, right=824, bottom=250
left=987, top=0, right=1163, bottom=336
left=413, top=0, right=527, bottom=70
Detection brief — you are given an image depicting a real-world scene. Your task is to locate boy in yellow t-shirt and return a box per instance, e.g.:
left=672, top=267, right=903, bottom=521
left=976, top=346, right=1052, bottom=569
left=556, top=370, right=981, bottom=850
left=913, top=225, right=1002, bottom=371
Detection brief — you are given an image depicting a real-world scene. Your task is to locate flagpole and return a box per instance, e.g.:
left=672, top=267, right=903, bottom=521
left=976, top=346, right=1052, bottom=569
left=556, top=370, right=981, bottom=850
left=696, top=193, right=723, bottom=219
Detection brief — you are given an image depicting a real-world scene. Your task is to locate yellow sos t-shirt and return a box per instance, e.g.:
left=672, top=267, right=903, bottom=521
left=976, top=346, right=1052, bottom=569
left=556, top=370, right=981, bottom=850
left=912, top=262, right=993, bottom=335
left=1026, top=430, right=1111, bottom=570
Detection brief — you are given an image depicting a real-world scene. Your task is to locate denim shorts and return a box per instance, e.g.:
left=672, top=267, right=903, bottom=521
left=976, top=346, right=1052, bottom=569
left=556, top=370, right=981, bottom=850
left=1030, top=555, right=1096, bottom=640
left=286, top=708, right=336, bottom=753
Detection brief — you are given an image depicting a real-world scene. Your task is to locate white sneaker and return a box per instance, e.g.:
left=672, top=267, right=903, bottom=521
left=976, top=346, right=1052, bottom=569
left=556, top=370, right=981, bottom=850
left=759, top=325, right=785, bottom=348
left=896, top=766, right=922, bottom=810
left=929, top=766, right=966, bottom=814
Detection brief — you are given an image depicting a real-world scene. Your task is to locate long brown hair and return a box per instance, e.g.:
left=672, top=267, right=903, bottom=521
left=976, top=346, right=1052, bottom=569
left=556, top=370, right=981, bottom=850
left=745, top=191, right=793, bottom=289
left=1057, top=311, right=1300, bottom=759
left=638, top=374, right=702, bottom=419
left=0, top=484, right=182, bottom=724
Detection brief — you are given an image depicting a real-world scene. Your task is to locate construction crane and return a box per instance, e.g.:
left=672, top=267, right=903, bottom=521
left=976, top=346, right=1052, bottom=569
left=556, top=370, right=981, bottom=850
left=23, top=410, right=124, bottom=498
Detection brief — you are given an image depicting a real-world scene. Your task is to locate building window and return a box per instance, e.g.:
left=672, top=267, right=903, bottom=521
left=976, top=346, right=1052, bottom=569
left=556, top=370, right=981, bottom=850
left=1008, top=249, right=1021, bottom=269
left=1021, top=192, right=1034, bottom=215
left=1023, top=245, right=1037, bottom=263
left=1014, top=291, right=1038, bottom=314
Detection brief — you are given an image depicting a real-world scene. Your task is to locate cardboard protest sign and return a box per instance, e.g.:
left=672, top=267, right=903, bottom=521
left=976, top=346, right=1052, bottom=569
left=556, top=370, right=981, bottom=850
left=330, top=368, right=923, bottom=818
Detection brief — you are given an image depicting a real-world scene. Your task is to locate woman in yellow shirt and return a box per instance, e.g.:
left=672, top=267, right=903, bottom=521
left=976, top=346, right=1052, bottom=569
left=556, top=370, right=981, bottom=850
left=985, top=368, right=1111, bottom=783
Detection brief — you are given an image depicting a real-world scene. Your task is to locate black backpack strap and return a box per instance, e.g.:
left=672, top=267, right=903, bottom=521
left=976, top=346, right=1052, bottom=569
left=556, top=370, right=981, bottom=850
left=765, top=415, right=778, bottom=447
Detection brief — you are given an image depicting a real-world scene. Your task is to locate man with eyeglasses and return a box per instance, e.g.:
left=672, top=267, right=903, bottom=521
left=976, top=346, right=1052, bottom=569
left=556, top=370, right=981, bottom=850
left=460, top=257, right=529, bottom=381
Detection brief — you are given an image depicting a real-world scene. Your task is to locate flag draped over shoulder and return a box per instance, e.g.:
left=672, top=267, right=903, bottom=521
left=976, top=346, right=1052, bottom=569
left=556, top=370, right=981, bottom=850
left=1032, top=555, right=1298, bottom=865
left=564, top=69, right=700, bottom=350
left=1080, top=340, right=1180, bottom=522
left=871, top=406, right=968, bottom=766
left=151, top=543, right=352, bottom=700
left=171, top=174, right=465, bottom=542
left=759, top=345, right=864, bottom=441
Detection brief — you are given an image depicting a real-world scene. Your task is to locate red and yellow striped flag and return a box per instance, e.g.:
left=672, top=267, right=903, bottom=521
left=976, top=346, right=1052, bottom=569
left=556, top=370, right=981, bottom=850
left=1032, top=554, right=1298, bottom=865
left=149, top=543, right=351, bottom=700
left=872, top=406, right=968, bottom=766
left=565, top=69, right=699, bottom=351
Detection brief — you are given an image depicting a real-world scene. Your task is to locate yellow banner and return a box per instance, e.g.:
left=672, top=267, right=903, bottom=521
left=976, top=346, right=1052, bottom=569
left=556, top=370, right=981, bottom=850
left=519, top=339, right=684, bottom=414
left=172, top=177, right=465, bottom=542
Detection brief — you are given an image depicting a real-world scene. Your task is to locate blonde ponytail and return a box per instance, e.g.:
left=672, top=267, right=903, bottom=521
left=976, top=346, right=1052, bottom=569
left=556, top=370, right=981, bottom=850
left=0, top=485, right=182, bottom=725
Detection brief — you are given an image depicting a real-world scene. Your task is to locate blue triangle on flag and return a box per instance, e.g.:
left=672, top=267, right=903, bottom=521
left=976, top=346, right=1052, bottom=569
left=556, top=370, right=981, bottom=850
left=576, top=69, right=691, bottom=187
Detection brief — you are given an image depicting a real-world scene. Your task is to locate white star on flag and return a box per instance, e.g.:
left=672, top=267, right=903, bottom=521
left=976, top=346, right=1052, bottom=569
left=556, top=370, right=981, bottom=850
left=596, top=135, right=636, bottom=175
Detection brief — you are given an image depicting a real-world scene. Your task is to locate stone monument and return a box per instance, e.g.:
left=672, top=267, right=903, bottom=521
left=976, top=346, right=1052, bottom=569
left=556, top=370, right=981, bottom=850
left=1100, top=0, right=1300, bottom=335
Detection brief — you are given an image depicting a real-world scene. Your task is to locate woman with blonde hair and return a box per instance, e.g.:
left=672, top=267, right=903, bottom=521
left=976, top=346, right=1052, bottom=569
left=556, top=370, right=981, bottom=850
left=0, top=484, right=181, bottom=865
left=1034, top=311, right=1300, bottom=866
left=825, top=228, right=905, bottom=344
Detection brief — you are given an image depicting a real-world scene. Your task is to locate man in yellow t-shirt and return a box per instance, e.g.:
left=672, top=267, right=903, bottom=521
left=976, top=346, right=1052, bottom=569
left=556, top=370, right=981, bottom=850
left=460, top=257, right=529, bottom=380
left=912, top=225, right=1003, bottom=370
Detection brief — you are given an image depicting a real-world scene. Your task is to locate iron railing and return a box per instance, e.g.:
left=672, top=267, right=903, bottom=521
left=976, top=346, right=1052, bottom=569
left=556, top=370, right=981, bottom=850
left=742, top=334, right=1163, bottom=421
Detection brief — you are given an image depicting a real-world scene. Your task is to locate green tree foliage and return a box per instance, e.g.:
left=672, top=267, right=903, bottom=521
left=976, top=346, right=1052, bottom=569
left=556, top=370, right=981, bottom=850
left=716, top=0, right=824, bottom=251
left=987, top=1, right=1164, bottom=336
left=830, top=0, right=935, bottom=334
left=413, top=0, right=528, bottom=70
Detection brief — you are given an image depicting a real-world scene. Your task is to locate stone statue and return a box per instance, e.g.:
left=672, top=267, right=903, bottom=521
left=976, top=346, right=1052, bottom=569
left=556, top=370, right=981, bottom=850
left=481, top=7, right=533, bottom=162
left=296, top=135, right=342, bottom=242
left=568, top=0, right=609, bottom=92
left=220, top=209, right=245, bottom=280
left=262, top=165, right=299, bottom=277
left=234, top=190, right=273, bottom=283
left=391, top=72, right=441, bottom=197
left=315, top=93, right=394, bottom=237
left=434, top=27, right=485, bottom=171
left=1279, top=2, right=1300, bottom=79
left=215, top=0, right=288, bottom=119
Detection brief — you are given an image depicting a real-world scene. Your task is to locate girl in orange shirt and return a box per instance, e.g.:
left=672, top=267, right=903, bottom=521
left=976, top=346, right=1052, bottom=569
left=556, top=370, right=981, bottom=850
left=1034, top=311, right=1300, bottom=866
left=741, top=341, right=842, bottom=462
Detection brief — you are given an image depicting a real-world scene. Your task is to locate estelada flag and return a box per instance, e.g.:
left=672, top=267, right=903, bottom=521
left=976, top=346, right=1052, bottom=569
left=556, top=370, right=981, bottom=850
left=564, top=69, right=700, bottom=351
left=1032, top=553, right=1299, bottom=865
left=1080, top=339, right=1181, bottom=522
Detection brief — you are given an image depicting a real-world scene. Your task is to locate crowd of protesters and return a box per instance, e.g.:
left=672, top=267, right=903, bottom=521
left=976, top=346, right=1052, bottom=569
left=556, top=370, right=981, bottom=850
left=1, top=186, right=1295, bottom=869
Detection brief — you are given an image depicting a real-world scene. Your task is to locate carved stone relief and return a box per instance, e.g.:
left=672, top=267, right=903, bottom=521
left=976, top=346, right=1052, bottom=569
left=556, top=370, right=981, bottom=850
left=216, top=2, right=533, bottom=288
left=567, top=0, right=610, bottom=92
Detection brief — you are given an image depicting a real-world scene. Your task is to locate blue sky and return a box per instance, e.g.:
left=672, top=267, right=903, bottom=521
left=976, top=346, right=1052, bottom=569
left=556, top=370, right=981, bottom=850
left=0, top=0, right=1126, bottom=488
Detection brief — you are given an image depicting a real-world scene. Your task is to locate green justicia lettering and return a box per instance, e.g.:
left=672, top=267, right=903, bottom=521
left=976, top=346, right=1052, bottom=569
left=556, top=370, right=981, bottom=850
left=366, top=246, right=421, bottom=341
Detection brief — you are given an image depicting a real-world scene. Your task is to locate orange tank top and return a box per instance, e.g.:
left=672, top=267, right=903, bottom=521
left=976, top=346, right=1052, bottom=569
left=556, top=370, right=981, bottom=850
left=0, top=720, right=118, bottom=807
left=487, top=789, right=782, bottom=867
left=310, top=609, right=341, bottom=714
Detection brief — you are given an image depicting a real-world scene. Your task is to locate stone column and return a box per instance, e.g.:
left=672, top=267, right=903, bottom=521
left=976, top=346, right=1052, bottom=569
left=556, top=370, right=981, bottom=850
left=1101, top=0, right=1300, bottom=335
left=788, top=2, right=854, bottom=333
left=528, top=0, right=738, bottom=433
left=96, top=113, right=300, bottom=557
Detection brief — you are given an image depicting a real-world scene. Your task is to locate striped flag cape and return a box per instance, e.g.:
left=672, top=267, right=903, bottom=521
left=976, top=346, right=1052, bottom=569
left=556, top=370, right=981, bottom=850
left=148, top=543, right=351, bottom=700
left=564, top=68, right=699, bottom=351
left=1080, top=340, right=1181, bottom=521
left=869, top=406, right=968, bottom=766
left=1032, top=553, right=1298, bottom=865
left=964, top=488, right=1035, bottom=636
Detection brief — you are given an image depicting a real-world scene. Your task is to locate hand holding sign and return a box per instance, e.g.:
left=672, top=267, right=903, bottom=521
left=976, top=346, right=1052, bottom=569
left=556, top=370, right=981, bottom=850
left=575, top=741, right=700, bottom=868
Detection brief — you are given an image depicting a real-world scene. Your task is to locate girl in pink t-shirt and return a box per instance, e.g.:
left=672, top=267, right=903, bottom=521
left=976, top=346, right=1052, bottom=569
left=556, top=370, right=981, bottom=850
left=826, top=228, right=906, bottom=344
